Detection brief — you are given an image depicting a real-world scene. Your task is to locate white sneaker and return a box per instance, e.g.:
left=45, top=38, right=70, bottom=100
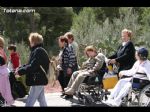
left=110, top=100, right=121, bottom=107
left=102, top=98, right=114, bottom=106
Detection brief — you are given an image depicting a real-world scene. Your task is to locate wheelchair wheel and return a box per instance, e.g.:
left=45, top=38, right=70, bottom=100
left=77, top=83, right=103, bottom=105
left=139, top=84, right=150, bottom=107
left=121, top=88, right=139, bottom=107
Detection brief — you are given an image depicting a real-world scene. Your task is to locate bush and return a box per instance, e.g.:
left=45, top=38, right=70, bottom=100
left=71, top=7, right=150, bottom=64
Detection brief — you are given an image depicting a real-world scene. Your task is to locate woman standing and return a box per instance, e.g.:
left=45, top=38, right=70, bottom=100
left=15, top=33, right=49, bottom=107
left=0, top=36, right=14, bottom=106
left=57, top=36, right=78, bottom=96
left=108, top=28, right=136, bottom=73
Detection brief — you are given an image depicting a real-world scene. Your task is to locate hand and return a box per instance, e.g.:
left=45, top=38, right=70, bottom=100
left=119, top=72, right=123, bottom=78
left=106, top=59, right=111, bottom=64
left=15, top=74, right=21, bottom=78
left=15, top=67, right=19, bottom=72
left=67, top=68, right=72, bottom=75
left=88, top=69, right=94, bottom=73
left=108, top=59, right=116, bottom=64
left=15, top=71, right=21, bottom=78
left=57, top=65, right=62, bottom=71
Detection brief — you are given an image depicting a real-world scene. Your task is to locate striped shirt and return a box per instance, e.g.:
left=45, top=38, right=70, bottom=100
left=61, top=45, right=77, bottom=70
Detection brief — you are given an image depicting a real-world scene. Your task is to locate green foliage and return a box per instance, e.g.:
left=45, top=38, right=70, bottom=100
left=0, top=7, right=74, bottom=56
left=1, top=7, right=150, bottom=63
left=71, top=7, right=150, bottom=64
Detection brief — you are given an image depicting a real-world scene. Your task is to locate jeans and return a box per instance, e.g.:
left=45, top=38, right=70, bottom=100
left=25, top=86, right=47, bottom=107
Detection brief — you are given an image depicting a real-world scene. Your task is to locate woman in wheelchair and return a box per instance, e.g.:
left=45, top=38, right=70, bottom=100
left=103, top=47, right=150, bottom=106
left=63, top=46, right=105, bottom=98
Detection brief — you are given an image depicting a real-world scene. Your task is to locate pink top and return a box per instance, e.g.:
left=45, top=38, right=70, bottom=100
left=0, top=65, right=14, bottom=105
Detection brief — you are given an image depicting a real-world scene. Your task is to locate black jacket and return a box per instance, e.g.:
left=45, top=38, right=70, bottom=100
left=109, top=41, right=136, bottom=72
left=18, top=44, right=50, bottom=86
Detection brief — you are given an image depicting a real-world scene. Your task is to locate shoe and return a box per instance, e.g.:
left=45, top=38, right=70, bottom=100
left=65, top=88, right=75, bottom=95
left=60, top=92, right=66, bottom=97
left=102, top=98, right=114, bottom=106
left=64, top=87, right=70, bottom=91
left=64, top=95, right=73, bottom=99
left=109, top=100, right=121, bottom=107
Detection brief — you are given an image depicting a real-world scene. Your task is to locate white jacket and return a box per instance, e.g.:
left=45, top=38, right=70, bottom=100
left=120, top=60, right=150, bottom=81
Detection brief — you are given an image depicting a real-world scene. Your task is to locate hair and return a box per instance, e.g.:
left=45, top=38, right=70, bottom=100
left=122, top=28, right=132, bottom=39
left=28, top=33, right=43, bottom=45
left=64, top=32, right=74, bottom=41
left=58, top=36, right=68, bottom=45
left=84, top=45, right=97, bottom=56
left=0, top=36, right=5, bottom=48
left=7, top=44, right=17, bottom=52
left=136, top=47, right=149, bottom=61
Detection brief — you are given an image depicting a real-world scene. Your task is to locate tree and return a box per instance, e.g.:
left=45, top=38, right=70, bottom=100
left=0, top=7, right=74, bottom=56
left=71, top=7, right=144, bottom=64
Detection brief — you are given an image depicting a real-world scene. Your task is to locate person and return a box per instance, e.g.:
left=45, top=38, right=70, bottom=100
left=7, top=44, right=21, bottom=71
left=15, top=33, right=49, bottom=107
left=64, top=46, right=105, bottom=97
left=0, top=36, right=14, bottom=106
left=103, top=47, right=150, bottom=107
left=108, top=28, right=136, bottom=73
left=57, top=36, right=78, bottom=97
left=64, top=32, right=79, bottom=63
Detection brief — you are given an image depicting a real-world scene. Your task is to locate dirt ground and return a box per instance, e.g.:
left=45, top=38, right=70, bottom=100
left=44, top=80, right=62, bottom=93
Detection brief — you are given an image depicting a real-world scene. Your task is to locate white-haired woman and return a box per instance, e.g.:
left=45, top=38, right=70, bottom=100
left=108, top=28, right=136, bottom=73
left=15, top=33, right=50, bottom=107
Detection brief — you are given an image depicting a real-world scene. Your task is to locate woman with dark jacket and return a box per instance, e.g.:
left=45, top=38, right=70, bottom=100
left=108, top=29, right=136, bottom=73
left=57, top=36, right=78, bottom=97
left=15, top=33, right=49, bottom=107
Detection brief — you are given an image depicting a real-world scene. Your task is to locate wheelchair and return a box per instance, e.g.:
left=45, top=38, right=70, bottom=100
left=76, top=63, right=112, bottom=105
left=122, top=77, right=150, bottom=107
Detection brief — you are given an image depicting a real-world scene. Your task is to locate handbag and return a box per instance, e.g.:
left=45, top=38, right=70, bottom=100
left=12, top=81, right=27, bottom=98
left=9, top=72, right=27, bottom=99
left=26, top=71, right=48, bottom=86
left=102, top=72, right=118, bottom=89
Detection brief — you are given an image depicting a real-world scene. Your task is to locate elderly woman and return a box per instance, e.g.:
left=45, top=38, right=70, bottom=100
left=108, top=29, right=136, bottom=73
left=0, top=36, right=14, bottom=106
left=15, top=33, right=50, bottom=107
left=64, top=32, right=79, bottom=62
left=64, top=46, right=105, bottom=97
left=57, top=36, right=78, bottom=97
